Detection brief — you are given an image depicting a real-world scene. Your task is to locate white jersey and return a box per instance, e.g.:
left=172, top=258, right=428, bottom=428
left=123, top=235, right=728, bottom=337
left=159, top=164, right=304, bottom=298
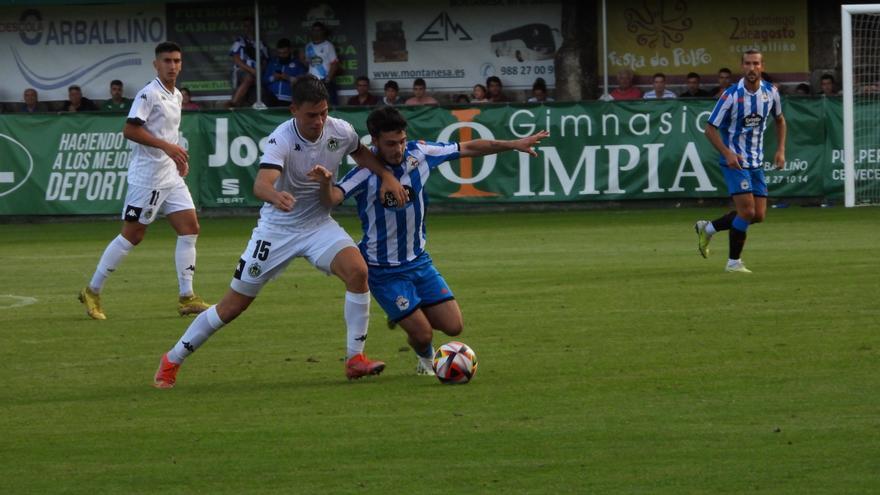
left=305, top=40, right=338, bottom=80
left=126, top=78, right=184, bottom=189
left=258, top=116, right=360, bottom=230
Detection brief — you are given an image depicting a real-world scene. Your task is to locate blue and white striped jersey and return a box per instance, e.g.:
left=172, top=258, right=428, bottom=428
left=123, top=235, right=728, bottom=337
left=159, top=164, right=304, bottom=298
left=707, top=77, right=782, bottom=169
left=337, top=140, right=460, bottom=267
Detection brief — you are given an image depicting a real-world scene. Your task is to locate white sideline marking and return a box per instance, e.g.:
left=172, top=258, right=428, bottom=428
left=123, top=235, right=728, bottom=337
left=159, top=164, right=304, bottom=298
left=0, top=294, right=37, bottom=309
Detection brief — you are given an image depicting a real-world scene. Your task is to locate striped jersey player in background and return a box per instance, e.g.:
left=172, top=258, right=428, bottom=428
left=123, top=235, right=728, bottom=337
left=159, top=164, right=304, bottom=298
left=153, top=77, right=406, bottom=388
left=695, top=49, right=787, bottom=273
left=308, top=106, right=548, bottom=375
left=79, top=41, right=210, bottom=320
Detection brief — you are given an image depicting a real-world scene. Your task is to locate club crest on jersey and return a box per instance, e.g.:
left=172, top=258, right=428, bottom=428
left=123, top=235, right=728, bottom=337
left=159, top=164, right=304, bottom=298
left=740, top=179, right=750, bottom=190
left=406, top=155, right=419, bottom=170
left=143, top=208, right=154, bottom=219
left=327, top=137, right=339, bottom=151
left=248, top=262, right=263, bottom=278
left=395, top=295, right=410, bottom=311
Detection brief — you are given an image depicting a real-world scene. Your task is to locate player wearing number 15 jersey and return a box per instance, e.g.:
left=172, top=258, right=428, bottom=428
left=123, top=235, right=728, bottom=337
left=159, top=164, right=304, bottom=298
left=308, top=106, right=548, bottom=375
left=79, top=41, right=210, bottom=320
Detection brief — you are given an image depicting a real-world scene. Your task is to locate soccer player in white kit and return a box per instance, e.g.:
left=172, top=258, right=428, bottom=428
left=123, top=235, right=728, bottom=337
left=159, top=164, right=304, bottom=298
left=153, top=77, right=407, bottom=387
left=79, top=42, right=210, bottom=320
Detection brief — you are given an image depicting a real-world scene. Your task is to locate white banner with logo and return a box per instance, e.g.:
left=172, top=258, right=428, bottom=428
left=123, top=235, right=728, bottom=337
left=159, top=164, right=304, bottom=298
left=366, top=0, right=561, bottom=91
left=0, top=3, right=166, bottom=102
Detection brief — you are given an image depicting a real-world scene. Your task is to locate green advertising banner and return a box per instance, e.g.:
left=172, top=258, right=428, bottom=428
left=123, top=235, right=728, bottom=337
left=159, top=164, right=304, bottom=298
left=0, top=98, right=859, bottom=216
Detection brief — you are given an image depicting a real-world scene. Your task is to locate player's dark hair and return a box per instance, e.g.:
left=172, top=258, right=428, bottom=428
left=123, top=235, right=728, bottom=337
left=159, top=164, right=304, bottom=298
left=155, top=41, right=181, bottom=56
left=277, top=38, right=291, bottom=49
left=719, top=67, right=732, bottom=74
left=821, top=73, right=835, bottom=83
left=367, top=106, right=408, bottom=138
left=532, top=77, right=547, bottom=90
left=653, top=73, right=666, bottom=81
left=486, top=76, right=501, bottom=86
left=686, top=72, right=700, bottom=80
left=384, top=80, right=399, bottom=91
left=291, top=75, right=329, bottom=105
left=68, top=85, right=81, bottom=92
left=413, top=78, right=426, bottom=88
left=356, top=75, right=370, bottom=84
left=742, top=49, right=762, bottom=62
left=110, top=79, right=123, bottom=87
left=311, top=21, right=329, bottom=36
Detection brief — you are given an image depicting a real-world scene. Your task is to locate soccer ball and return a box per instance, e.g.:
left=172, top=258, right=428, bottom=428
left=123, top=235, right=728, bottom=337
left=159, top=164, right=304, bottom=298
left=433, top=341, right=478, bottom=384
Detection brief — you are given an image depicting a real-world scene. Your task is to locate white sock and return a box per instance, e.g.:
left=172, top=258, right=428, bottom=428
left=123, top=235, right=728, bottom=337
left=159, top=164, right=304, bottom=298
left=89, top=234, right=134, bottom=292
left=705, top=222, right=717, bottom=236
left=344, top=291, right=371, bottom=358
left=728, top=258, right=740, bottom=265
left=167, top=305, right=225, bottom=364
left=175, top=234, right=198, bottom=297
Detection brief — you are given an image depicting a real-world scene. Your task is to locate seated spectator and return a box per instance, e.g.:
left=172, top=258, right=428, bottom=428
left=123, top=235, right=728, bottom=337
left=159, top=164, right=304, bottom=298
left=709, top=68, right=732, bottom=97
left=527, top=77, right=554, bottom=102
left=63, top=85, right=98, bottom=112
left=181, top=87, right=200, bottom=110
left=17, top=88, right=47, bottom=113
left=347, top=76, right=379, bottom=106
left=610, top=68, right=642, bottom=100
left=486, top=76, right=509, bottom=102
left=263, top=38, right=306, bottom=106
left=405, top=78, right=439, bottom=105
left=455, top=94, right=470, bottom=104
left=794, top=83, right=811, bottom=95
left=382, top=80, right=400, bottom=105
left=643, top=73, right=676, bottom=99
left=680, top=72, right=710, bottom=97
left=819, top=74, right=838, bottom=96
left=229, top=17, right=269, bottom=107
left=471, top=84, right=489, bottom=103
left=102, top=79, right=132, bottom=112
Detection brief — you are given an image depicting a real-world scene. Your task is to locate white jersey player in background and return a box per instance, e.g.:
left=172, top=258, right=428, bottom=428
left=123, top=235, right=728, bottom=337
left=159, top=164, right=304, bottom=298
left=153, top=76, right=407, bottom=388
left=79, top=41, right=210, bottom=320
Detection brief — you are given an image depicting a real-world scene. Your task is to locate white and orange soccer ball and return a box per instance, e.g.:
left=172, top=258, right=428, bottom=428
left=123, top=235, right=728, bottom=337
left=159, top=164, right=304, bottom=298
left=432, top=341, right=478, bottom=384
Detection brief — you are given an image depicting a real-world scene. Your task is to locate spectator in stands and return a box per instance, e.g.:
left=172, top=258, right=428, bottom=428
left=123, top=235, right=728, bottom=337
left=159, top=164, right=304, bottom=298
left=17, top=88, right=47, bottom=113
left=181, top=87, right=200, bottom=111
left=263, top=38, right=306, bottom=106
left=819, top=74, right=838, bottom=96
left=610, top=68, right=642, bottom=100
left=228, top=17, right=269, bottom=107
left=405, top=78, right=439, bottom=105
left=102, top=79, right=132, bottom=112
left=527, top=77, right=554, bottom=102
left=63, top=85, right=98, bottom=112
left=486, top=76, right=509, bottom=102
left=306, top=22, right=340, bottom=105
left=643, top=73, right=676, bottom=99
left=680, top=72, right=711, bottom=97
left=347, top=76, right=379, bottom=106
left=710, top=68, right=733, bottom=97
left=795, top=83, right=811, bottom=95
left=455, top=94, right=470, bottom=104
left=471, top=84, right=489, bottom=103
left=382, top=80, right=400, bottom=105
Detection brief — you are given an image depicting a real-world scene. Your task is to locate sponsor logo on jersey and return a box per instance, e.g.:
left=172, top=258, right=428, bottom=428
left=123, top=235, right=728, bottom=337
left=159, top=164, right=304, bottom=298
left=294, top=143, right=302, bottom=151
left=248, top=262, right=263, bottom=278
left=327, top=137, right=339, bottom=151
left=124, top=205, right=142, bottom=222
left=395, top=295, right=410, bottom=311
left=268, top=138, right=277, bottom=145
left=743, top=113, right=763, bottom=128
left=140, top=94, right=147, bottom=100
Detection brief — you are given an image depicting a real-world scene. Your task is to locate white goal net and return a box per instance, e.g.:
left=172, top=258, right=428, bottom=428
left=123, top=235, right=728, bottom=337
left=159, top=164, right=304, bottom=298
left=842, top=5, right=880, bottom=206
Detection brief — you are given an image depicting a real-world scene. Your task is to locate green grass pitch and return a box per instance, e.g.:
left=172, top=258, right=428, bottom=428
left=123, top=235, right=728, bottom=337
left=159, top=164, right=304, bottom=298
left=1, top=207, right=878, bottom=493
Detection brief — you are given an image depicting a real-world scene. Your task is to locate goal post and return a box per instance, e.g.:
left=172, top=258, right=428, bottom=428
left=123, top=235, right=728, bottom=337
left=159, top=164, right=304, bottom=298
left=841, top=4, right=880, bottom=207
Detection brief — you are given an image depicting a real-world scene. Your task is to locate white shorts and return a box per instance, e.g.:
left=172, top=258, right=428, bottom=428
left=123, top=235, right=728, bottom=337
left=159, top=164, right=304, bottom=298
left=122, top=183, right=195, bottom=225
left=230, top=219, right=357, bottom=297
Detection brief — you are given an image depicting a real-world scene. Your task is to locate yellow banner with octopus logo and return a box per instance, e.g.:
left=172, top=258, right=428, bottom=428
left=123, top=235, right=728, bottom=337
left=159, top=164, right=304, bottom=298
left=602, top=0, right=808, bottom=82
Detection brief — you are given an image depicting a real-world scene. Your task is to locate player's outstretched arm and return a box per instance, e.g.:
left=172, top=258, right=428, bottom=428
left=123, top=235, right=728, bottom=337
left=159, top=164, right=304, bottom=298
left=350, top=144, right=407, bottom=204
left=774, top=115, right=787, bottom=169
left=307, top=165, right=344, bottom=207
left=123, top=122, right=189, bottom=176
left=704, top=124, right=742, bottom=170
left=459, top=130, right=550, bottom=158
left=253, top=168, right=295, bottom=211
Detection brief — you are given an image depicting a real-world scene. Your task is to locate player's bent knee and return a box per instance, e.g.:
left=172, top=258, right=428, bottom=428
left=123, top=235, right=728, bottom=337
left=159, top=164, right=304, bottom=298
left=442, top=321, right=464, bottom=336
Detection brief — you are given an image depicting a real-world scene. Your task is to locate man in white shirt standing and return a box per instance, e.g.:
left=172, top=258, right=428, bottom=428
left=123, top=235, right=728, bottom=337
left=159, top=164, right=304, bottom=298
left=643, top=73, right=677, bottom=99
left=152, top=77, right=407, bottom=388
left=305, top=22, right=340, bottom=105
left=79, top=42, right=210, bottom=320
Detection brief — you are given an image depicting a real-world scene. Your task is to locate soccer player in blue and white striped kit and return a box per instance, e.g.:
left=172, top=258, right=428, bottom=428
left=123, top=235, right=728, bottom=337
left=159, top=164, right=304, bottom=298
left=308, top=107, right=548, bottom=374
left=695, top=50, right=787, bottom=273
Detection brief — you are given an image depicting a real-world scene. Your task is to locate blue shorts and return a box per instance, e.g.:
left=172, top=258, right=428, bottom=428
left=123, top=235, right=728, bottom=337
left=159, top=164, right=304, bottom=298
left=368, top=253, right=454, bottom=323
left=722, top=166, right=768, bottom=197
